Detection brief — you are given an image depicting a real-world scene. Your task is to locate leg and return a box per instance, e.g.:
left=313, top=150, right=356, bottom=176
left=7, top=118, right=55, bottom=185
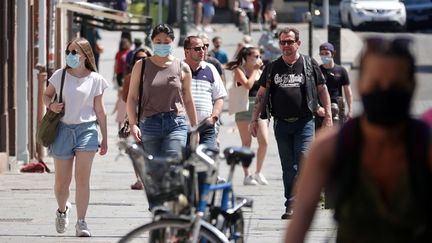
left=140, top=118, right=164, bottom=156
left=161, top=116, right=188, bottom=158
left=54, top=158, right=74, bottom=212
left=74, top=151, right=95, bottom=220
left=291, top=118, right=315, bottom=199
left=195, top=1, right=203, bottom=28
left=274, top=119, right=295, bottom=208
left=236, top=121, right=252, bottom=176
left=255, top=119, right=269, bottom=174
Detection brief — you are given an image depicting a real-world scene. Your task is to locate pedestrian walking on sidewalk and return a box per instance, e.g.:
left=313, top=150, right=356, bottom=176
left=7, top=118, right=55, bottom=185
left=249, top=27, right=332, bottom=219
left=42, top=38, right=109, bottom=237
left=209, top=36, right=229, bottom=65
left=226, top=46, right=269, bottom=186
left=316, top=42, right=353, bottom=128
left=183, top=35, right=226, bottom=148
left=285, top=37, right=432, bottom=243
left=126, top=24, right=198, bottom=159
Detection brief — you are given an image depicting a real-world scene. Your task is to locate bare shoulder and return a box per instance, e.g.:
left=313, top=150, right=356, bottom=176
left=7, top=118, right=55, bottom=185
left=181, top=61, right=191, bottom=73
left=309, top=127, right=340, bottom=167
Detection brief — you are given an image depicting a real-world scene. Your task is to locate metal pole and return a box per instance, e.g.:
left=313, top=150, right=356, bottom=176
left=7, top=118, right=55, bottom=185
left=178, top=0, right=190, bottom=47
left=0, top=0, right=9, bottom=155
left=17, top=0, right=30, bottom=163
left=323, top=0, right=329, bottom=29
left=308, top=0, right=313, bottom=57
left=158, top=0, right=162, bottom=24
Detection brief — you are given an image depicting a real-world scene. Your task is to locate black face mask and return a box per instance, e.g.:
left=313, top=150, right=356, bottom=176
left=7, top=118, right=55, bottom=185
left=361, top=87, right=412, bottom=126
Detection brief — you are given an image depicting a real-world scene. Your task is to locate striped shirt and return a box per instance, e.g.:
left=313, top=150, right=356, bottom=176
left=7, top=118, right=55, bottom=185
left=191, top=61, right=227, bottom=122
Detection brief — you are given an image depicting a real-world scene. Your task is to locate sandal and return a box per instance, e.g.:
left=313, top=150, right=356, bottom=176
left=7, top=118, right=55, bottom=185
left=130, top=180, right=144, bottom=190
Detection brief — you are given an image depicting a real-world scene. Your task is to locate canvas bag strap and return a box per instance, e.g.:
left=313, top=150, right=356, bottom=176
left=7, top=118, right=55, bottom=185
left=137, top=58, right=146, bottom=122
left=58, top=68, right=66, bottom=103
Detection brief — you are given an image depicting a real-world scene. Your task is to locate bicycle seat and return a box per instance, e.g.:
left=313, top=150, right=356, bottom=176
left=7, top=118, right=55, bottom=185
left=223, top=146, right=255, bottom=168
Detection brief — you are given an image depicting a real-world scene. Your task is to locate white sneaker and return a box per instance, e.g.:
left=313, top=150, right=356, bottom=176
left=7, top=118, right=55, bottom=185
left=243, top=175, right=258, bottom=186
left=75, top=219, right=91, bottom=237
left=55, top=201, right=71, bottom=233
left=254, top=173, right=269, bottom=185
left=203, top=25, right=214, bottom=33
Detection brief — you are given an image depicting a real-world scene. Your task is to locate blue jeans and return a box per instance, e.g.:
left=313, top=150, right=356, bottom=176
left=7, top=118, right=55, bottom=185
left=199, top=122, right=217, bottom=149
left=274, top=116, right=315, bottom=208
left=139, top=112, right=188, bottom=158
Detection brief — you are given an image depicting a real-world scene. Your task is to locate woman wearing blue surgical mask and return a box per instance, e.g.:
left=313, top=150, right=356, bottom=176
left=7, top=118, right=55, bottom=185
left=42, top=38, right=109, bottom=237
left=126, top=24, right=198, bottom=162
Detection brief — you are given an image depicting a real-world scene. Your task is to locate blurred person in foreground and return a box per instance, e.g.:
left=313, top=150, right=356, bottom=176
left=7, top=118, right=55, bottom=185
left=285, top=37, right=432, bottom=242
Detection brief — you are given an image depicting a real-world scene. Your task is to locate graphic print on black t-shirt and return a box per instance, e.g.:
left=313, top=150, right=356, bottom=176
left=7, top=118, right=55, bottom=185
left=258, top=56, right=325, bottom=119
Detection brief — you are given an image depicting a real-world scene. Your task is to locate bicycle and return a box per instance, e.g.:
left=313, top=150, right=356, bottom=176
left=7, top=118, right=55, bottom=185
left=118, top=122, right=255, bottom=243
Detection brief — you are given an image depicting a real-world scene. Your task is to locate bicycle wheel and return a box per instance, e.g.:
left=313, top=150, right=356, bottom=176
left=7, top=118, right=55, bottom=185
left=119, top=218, right=228, bottom=243
left=210, top=209, right=245, bottom=243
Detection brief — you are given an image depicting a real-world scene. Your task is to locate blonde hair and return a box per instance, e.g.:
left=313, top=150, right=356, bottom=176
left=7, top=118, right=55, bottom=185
left=66, top=38, right=97, bottom=72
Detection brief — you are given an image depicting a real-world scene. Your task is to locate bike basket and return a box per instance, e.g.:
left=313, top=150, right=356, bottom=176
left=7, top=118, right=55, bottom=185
left=141, top=156, right=186, bottom=205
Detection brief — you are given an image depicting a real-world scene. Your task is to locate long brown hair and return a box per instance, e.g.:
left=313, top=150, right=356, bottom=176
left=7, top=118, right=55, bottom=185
left=225, top=46, right=259, bottom=70
left=65, top=38, right=97, bottom=72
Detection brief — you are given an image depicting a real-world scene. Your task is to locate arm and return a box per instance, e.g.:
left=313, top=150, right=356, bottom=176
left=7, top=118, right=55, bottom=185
left=94, top=94, right=108, bottom=155
left=126, top=59, right=143, bottom=142
left=249, top=86, right=267, bottom=137
left=43, top=83, right=64, bottom=113
left=317, top=84, right=333, bottom=127
left=233, top=67, right=260, bottom=90
left=285, top=128, right=338, bottom=243
left=181, top=62, right=198, bottom=127
left=343, top=84, right=353, bottom=119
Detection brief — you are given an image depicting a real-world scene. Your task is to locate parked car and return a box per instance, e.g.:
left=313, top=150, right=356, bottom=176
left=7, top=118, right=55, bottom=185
left=339, top=0, right=407, bottom=31
left=403, top=0, right=432, bottom=29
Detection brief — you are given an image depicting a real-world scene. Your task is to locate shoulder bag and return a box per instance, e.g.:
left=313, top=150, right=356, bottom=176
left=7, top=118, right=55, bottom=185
left=36, top=69, right=66, bottom=147
left=118, top=58, right=146, bottom=138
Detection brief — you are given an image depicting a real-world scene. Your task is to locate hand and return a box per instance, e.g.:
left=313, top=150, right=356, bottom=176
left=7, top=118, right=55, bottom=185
left=316, top=107, right=325, bottom=117
left=49, top=102, right=64, bottom=113
left=99, top=138, right=108, bottom=155
left=346, top=110, right=353, bottom=120
left=130, top=124, right=141, bottom=142
left=249, top=120, right=259, bottom=137
left=254, top=58, right=263, bottom=70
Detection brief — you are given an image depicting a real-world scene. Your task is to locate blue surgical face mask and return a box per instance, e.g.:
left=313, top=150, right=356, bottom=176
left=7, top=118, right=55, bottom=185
left=320, top=55, right=333, bottom=65
left=66, top=53, right=81, bottom=69
left=153, top=44, right=172, bottom=57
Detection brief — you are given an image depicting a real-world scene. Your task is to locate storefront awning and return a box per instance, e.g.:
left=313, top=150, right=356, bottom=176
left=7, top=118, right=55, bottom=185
left=59, top=1, right=152, bottom=32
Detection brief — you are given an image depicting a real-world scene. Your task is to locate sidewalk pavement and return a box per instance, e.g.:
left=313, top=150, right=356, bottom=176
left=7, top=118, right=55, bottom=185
left=0, top=23, right=363, bottom=243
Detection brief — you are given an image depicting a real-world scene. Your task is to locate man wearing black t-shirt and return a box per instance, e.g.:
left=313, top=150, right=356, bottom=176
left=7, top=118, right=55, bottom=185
left=318, top=42, right=353, bottom=123
left=250, top=27, right=332, bottom=220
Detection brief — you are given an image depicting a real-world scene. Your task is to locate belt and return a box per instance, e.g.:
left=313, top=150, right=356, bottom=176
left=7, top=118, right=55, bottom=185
left=282, top=117, right=299, bottom=122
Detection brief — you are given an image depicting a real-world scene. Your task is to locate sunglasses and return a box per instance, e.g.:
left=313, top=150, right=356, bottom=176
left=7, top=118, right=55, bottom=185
left=365, top=37, right=412, bottom=52
left=187, top=46, right=205, bottom=52
left=279, top=40, right=297, bottom=46
left=203, top=43, right=210, bottom=48
left=65, top=49, right=79, bottom=55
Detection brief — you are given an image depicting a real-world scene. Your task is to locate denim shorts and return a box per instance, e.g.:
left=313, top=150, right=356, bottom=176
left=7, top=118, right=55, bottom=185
left=51, top=121, right=99, bottom=160
left=203, top=3, right=215, bottom=17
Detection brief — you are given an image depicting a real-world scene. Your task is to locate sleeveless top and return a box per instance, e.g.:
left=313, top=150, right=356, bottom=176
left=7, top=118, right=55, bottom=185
left=236, top=67, right=262, bottom=97
left=336, top=166, right=427, bottom=243
left=140, top=58, right=186, bottom=119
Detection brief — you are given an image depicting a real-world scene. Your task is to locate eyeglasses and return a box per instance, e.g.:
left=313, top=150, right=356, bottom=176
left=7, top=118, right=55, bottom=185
left=279, top=40, right=297, bottom=46
left=203, top=44, right=210, bottom=49
left=364, top=37, right=412, bottom=52
left=187, top=46, right=205, bottom=52
left=65, top=49, right=79, bottom=55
